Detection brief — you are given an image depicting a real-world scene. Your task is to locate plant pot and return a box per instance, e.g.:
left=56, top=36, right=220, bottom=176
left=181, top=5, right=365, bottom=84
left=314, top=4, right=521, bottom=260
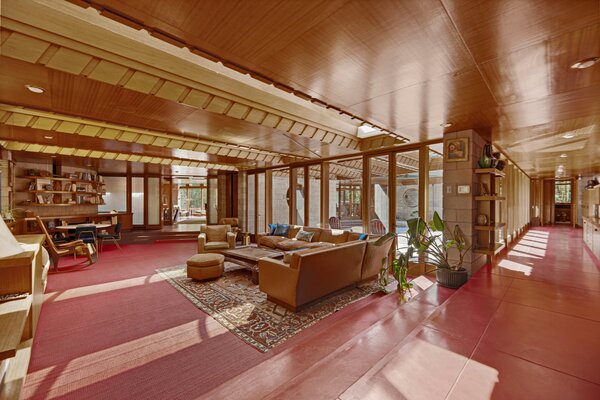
left=436, top=267, right=468, bottom=289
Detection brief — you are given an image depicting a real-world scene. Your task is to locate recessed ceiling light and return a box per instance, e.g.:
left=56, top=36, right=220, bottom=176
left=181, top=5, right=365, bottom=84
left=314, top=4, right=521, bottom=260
left=44, top=135, right=53, bottom=139
left=25, top=84, right=45, bottom=94
left=562, top=133, right=575, bottom=139
left=570, top=56, right=599, bottom=69
left=560, top=153, right=568, bottom=158
left=440, top=122, right=452, bottom=128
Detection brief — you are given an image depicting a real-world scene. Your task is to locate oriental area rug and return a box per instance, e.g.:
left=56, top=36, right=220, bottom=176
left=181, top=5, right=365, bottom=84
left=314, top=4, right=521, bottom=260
left=157, top=263, right=379, bottom=352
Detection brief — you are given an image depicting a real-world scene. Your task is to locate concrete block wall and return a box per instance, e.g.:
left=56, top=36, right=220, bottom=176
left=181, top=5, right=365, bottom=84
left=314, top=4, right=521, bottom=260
left=443, top=129, right=488, bottom=276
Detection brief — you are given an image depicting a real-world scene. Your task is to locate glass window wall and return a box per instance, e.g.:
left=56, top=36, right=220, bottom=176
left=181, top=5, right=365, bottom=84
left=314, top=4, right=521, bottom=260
left=369, top=155, right=390, bottom=235
left=395, top=150, right=420, bottom=248
left=257, top=173, right=266, bottom=232
left=247, top=174, right=255, bottom=233
left=308, top=165, right=321, bottom=227
left=294, top=167, right=305, bottom=225
left=328, top=158, right=363, bottom=232
left=99, top=176, right=127, bottom=212
left=271, top=169, right=289, bottom=224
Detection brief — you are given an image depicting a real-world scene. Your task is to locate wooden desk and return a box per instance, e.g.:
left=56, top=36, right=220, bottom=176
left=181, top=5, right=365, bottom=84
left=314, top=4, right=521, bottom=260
left=55, top=223, right=111, bottom=231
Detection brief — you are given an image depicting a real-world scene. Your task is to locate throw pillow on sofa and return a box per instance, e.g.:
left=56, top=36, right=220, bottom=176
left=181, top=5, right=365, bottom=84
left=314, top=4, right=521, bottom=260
left=295, top=230, right=314, bottom=242
left=268, top=223, right=277, bottom=235
left=273, top=224, right=290, bottom=236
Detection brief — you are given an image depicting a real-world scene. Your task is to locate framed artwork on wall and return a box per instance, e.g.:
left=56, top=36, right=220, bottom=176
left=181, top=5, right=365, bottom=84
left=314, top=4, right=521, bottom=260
left=445, top=138, right=469, bottom=162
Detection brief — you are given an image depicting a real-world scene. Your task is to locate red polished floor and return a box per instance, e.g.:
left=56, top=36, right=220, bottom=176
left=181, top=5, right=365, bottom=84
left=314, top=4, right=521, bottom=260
left=22, top=226, right=600, bottom=399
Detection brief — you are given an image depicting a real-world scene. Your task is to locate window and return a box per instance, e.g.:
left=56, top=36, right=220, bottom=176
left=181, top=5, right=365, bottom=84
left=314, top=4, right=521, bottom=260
left=395, top=150, right=419, bottom=250
left=208, top=177, right=218, bottom=224
left=131, top=177, right=144, bottom=225
left=328, top=158, right=363, bottom=232
left=369, top=155, right=390, bottom=234
left=271, top=169, right=290, bottom=224
left=308, top=165, right=321, bottom=227
left=247, top=174, right=255, bottom=233
left=257, top=173, right=265, bottom=232
left=428, top=148, right=443, bottom=220
left=555, top=180, right=571, bottom=204
left=294, top=167, right=305, bottom=225
left=99, top=176, right=127, bottom=212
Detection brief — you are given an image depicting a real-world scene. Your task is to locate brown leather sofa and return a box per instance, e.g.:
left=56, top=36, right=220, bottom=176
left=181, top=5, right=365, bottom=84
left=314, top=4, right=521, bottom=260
left=198, top=224, right=236, bottom=253
left=258, top=236, right=394, bottom=311
left=257, top=225, right=366, bottom=251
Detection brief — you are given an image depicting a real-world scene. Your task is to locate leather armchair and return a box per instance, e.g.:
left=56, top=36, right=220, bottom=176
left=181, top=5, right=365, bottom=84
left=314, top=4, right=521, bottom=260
left=198, top=224, right=236, bottom=253
left=219, top=218, right=240, bottom=234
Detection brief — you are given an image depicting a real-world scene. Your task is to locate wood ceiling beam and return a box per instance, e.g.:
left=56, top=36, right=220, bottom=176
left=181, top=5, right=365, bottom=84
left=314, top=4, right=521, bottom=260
left=0, top=0, right=401, bottom=154
left=0, top=140, right=236, bottom=171
left=0, top=104, right=299, bottom=166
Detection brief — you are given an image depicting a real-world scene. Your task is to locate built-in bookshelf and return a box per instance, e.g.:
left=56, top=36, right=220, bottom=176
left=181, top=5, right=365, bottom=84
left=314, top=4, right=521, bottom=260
left=16, top=171, right=105, bottom=207
left=474, top=169, right=506, bottom=256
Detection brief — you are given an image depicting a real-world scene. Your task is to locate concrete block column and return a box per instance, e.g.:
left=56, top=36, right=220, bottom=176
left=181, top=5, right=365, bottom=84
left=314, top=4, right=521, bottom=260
left=443, top=129, right=488, bottom=276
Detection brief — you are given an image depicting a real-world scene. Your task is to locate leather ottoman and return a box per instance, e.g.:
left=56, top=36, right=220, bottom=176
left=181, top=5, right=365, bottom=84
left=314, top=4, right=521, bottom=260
left=186, top=253, right=224, bottom=281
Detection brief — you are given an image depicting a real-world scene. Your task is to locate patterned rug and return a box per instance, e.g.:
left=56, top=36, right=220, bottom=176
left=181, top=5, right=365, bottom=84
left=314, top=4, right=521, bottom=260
left=157, top=262, right=380, bottom=352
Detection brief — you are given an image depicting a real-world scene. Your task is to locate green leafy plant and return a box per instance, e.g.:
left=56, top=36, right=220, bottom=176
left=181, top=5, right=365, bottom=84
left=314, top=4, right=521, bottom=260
left=377, top=211, right=472, bottom=293
left=407, top=211, right=471, bottom=271
left=376, top=232, right=413, bottom=293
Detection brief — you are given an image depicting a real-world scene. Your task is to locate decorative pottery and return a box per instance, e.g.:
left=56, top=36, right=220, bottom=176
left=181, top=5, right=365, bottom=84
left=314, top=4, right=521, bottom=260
left=490, top=158, right=498, bottom=168
left=436, top=267, right=468, bottom=289
left=492, top=151, right=501, bottom=159
left=477, top=213, right=489, bottom=225
left=478, top=153, right=492, bottom=168
left=496, top=160, right=506, bottom=171
left=484, top=144, right=493, bottom=158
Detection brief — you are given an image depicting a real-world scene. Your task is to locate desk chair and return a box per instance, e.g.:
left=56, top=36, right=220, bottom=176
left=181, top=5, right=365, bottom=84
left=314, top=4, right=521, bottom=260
left=98, top=222, right=122, bottom=252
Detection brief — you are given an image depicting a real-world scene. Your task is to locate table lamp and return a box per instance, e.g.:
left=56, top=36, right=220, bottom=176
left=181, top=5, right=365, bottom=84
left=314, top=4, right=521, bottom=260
left=0, top=217, right=24, bottom=258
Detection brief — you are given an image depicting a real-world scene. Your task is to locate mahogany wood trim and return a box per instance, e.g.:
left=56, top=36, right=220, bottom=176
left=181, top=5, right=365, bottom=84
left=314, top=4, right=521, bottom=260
left=246, top=139, right=442, bottom=174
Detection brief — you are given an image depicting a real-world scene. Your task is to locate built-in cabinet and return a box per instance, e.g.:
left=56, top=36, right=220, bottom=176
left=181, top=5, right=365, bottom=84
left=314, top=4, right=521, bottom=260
left=0, top=234, right=48, bottom=399
left=583, top=217, right=600, bottom=261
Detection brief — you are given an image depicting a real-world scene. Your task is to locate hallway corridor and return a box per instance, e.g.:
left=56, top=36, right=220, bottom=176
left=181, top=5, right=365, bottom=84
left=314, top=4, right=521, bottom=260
left=341, top=226, right=600, bottom=399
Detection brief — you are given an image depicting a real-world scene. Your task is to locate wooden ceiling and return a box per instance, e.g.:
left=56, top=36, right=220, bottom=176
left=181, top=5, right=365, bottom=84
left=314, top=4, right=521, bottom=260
left=1, top=0, right=599, bottom=177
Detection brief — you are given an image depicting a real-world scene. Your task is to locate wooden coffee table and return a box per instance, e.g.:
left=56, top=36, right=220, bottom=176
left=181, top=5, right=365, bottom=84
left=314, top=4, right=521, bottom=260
left=220, top=246, right=284, bottom=284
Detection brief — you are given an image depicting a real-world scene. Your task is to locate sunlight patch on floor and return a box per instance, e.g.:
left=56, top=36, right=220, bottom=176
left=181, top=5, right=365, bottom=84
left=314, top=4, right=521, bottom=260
left=512, top=244, right=545, bottom=257
left=498, top=259, right=533, bottom=276
left=507, top=249, right=541, bottom=259
left=25, top=320, right=224, bottom=397
left=45, top=274, right=164, bottom=302
left=519, top=239, right=547, bottom=249
left=342, top=339, right=498, bottom=400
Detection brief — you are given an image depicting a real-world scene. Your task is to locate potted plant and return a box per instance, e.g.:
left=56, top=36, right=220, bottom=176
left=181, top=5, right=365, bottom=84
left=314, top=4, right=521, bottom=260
left=377, top=211, right=472, bottom=292
left=377, top=232, right=413, bottom=294
left=407, top=211, right=471, bottom=288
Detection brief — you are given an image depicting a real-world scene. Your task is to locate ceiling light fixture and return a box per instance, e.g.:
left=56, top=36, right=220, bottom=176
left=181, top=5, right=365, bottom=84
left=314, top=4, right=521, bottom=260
left=570, top=56, right=599, bottom=69
left=44, top=135, right=53, bottom=139
left=25, top=84, right=45, bottom=94
left=560, top=153, right=568, bottom=158
left=440, top=122, right=452, bottom=128
left=562, top=133, right=575, bottom=139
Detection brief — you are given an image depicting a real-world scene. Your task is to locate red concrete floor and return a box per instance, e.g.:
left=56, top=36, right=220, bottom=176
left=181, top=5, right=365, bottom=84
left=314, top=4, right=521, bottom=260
left=22, top=226, right=600, bottom=399
left=340, top=226, right=600, bottom=400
